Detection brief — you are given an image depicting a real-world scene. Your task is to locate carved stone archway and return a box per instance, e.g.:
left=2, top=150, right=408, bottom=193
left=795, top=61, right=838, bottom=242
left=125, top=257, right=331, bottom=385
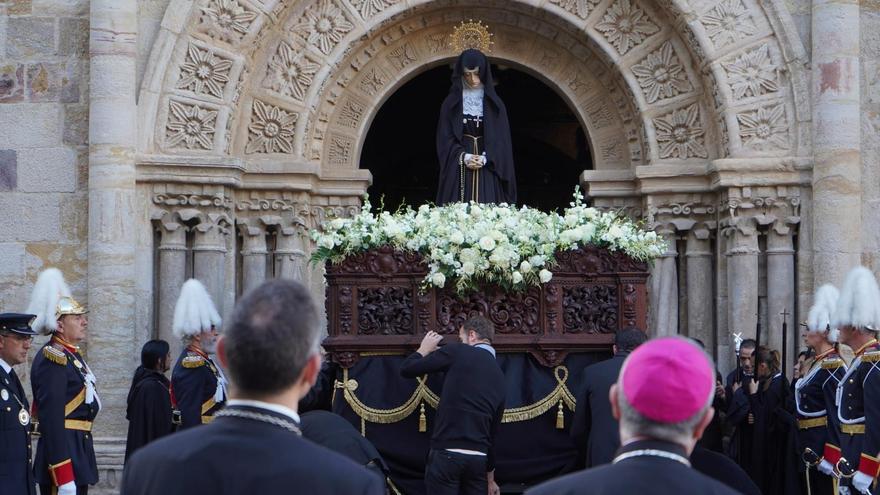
left=135, top=0, right=811, bottom=385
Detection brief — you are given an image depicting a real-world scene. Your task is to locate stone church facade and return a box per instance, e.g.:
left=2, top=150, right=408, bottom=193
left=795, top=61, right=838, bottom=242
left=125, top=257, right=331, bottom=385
left=0, top=0, right=877, bottom=491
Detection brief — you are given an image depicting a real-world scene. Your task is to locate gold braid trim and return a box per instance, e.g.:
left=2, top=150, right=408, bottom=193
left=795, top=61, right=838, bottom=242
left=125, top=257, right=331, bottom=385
left=502, top=367, right=575, bottom=424
left=339, top=366, right=574, bottom=427
left=336, top=368, right=438, bottom=425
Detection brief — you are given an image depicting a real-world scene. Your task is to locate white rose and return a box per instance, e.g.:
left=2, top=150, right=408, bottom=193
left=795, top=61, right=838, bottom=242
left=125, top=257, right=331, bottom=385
left=479, top=236, right=496, bottom=251
left=520, top=261, right=532, bottom=273
left=539, top=269, right=553, bottom=283
left=318, top=236, right=335, bottom=249
left=450, top=231, right=465, bottom=244
left=330, top=218, right=347, bottom=230
left=512, top=271, right=523, bottom=284
left=431, top=272, right=446, bottom=287
left=462, top=261, right=476, bottom=275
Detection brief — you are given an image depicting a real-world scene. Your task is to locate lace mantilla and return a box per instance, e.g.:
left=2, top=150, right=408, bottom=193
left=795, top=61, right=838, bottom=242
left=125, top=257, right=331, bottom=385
left=462, top=87, right=483, bottom=117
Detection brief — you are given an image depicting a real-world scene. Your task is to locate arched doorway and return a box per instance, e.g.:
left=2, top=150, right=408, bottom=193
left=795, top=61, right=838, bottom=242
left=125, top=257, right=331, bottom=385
left=360, top=64, right=591, bottom=212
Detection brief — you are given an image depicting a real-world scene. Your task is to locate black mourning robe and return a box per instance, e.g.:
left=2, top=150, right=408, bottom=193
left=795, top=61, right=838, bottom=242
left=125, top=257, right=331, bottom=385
left=725, top=369, right=755, bottom=472
left=124, top=367, right=174, bottom=461
left=436, top=49, right=516, bottom=205
left=747, top=374, right=800, bottom=495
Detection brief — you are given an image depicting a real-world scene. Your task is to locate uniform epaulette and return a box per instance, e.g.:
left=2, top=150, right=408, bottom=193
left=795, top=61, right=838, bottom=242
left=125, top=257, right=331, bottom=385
left=862, top=351, right=880, bottom=363
left=43, top=345, right=68, bottom=365
left=822, top=358, right=846, bottom=369
left=182, top=354, right=206, bottom=368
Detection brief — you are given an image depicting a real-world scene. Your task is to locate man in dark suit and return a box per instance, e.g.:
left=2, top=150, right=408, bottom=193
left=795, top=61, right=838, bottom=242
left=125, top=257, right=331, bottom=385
left=0, top=313, right=37, bottom=495
left=401, top=315, right=506, bottom=495
left=122, top=279, right=384, bottom=495
left=527, top=337, right=739, bottom=495
left=570, top=326, right=646, bottom=468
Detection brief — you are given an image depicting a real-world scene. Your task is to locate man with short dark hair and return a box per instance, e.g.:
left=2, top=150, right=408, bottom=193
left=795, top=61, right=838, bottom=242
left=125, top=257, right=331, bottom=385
left=401, top=315, right=506, bottom=495
left=527, top=337, right=738, bottom=495
left=570, top=326, right=647, bottom=468
left=724, top=337, right=757, bottom=471
left=0, top=312, right=38, bottom=495
left=121, top=279, right=384, bottom=495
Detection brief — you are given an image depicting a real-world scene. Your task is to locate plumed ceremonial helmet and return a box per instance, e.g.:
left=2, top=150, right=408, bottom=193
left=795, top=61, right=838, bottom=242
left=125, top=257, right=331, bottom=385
left=172, top=279, right=222, bottom=339
left=26, top=268, right=87, bottom=335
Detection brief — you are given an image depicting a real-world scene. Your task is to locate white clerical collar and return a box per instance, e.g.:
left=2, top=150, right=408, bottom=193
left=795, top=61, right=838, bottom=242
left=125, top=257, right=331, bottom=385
left=0, top=358, right=11, bottom=374
left=226, top=399, right=300, bottom=424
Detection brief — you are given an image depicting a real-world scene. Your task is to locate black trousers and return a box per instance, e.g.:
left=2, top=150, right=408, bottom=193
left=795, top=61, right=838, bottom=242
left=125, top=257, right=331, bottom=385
left=39, top=484, right=88, bottom=495
left=425, top=449, right=487, bottom=495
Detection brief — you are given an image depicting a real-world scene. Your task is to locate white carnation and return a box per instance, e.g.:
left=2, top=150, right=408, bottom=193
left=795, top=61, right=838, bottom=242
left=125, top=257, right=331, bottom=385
left=539, top=269, right=553, bottom=283
left=431, top=272, right=446, bottom=287
left=512, top=271, right=523, bottom=284
left=462, top=261, right=476, bottom=275
left=520, top=261, right=532, bottom=273
left=318, top=236, right=335, bottom=249
left=450, top=231, right=465, bottom=244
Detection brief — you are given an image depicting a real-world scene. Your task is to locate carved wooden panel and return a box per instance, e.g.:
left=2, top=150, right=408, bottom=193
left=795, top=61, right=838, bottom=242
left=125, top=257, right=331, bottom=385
left=323, top=245, right=649, bottom=368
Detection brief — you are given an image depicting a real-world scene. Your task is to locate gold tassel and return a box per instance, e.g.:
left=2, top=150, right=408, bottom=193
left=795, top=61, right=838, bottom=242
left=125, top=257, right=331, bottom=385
left=419, top=402, right=427, bottom=433
left=556, top=399, right=564, bottom=429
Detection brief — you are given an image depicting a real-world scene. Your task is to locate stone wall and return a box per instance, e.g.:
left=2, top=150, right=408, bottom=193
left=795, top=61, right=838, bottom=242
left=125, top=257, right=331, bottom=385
left=0, top=0, right=90, bottom=389
left=862, top=0, right=880, bottom=272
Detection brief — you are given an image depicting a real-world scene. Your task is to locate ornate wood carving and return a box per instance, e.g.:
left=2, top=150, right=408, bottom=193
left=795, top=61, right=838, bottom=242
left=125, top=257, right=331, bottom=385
left=323, top=245, right=649, bottom=368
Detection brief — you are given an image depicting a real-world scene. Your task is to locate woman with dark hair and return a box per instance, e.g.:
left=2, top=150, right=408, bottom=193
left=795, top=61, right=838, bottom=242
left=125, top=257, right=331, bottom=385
left=124, top=339, right=174, bottom=460
left=746, top=346, right=800, bottom=494
left=436, top=48, right=516, bottom=205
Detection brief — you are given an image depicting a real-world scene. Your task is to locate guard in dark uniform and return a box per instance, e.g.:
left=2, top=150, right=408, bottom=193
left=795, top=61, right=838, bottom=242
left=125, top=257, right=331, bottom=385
left=527, top=337, right=738, bottom=495
left=825, top=266, right=880, bottom=494
left=794, top=284, right=846, bottom=494
left=169, top=279, right=226, bottom=429
left=27, top=268, right=100, bottom=495
left=0, top=313, right=38, bottom=495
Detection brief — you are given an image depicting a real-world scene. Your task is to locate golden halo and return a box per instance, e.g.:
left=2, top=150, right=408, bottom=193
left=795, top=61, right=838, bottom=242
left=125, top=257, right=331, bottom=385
left=449, top=19, right=493, bottom=53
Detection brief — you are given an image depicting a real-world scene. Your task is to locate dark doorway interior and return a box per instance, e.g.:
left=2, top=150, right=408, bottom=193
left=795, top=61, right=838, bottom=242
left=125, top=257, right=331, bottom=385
left=359, top=64, right=592, bottom=212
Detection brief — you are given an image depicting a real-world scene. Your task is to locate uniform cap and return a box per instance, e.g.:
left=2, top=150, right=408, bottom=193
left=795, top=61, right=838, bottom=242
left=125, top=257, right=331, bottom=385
left=0, top=313, right=37, bottom=336
left=620, top=337, right=714, bottom=424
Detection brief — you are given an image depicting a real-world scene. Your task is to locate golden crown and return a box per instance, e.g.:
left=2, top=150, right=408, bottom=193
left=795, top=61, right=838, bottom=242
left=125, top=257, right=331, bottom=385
left=449, top=19, right=493, bottom=53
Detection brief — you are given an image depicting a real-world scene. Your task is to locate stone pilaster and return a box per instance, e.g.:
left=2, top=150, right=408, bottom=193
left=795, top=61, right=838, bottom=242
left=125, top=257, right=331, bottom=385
left=276, top=224, right=308, bottom=282
left=87, top=0, right=138, bottom=439
left=812, top=0, right=861, bottom=285
left=766, top=225, right=797, bottom=370
left=649, top=229, right=679, bottom=337
left=686, top=226, right=714, bottom=350
left=239, top=220, right=268, bottom=294
left=193, top=216, right=229, bottom=315
left=156, top=215, right=187, bottom=360
left=725, top=219, right=760, bottom=342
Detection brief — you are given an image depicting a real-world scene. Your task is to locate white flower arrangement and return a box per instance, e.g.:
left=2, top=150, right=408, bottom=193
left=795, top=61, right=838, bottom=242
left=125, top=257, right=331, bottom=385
left=311, top=188, right=665, bottom=293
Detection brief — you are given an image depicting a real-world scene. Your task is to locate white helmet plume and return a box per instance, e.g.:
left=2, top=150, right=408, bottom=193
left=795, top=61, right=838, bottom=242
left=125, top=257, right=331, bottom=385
left=172, top=279, right=221, bottom=339
left=832, top=266, right=880, bottom=332
left=807, top=284, right=840, bottom=342
left=26, top=268, right=72, bottom=335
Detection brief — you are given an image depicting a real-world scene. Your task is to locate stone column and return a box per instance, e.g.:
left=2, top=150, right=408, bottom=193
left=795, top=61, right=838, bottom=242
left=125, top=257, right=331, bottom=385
left=87, top=0, right=138, bottom=438
left=766, top=226, right=796, bottom=369
left=726, top=221, right=759, bottom=341
left=239, top=222, right=268, bottom=293
left=812, top=0, right=860, bottom=286
left=157, top=217, right=187, bottom=360
left=193, top=218, right=228, bottom=315
left=276, top=225, right=307, bottom=282
left=686, top=227, right=714, bottom=349
left=649, top=231, right=679, bottom=336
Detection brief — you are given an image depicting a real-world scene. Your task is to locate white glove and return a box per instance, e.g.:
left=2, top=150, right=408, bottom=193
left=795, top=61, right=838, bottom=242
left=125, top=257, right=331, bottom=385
left=818, top=459, right=835, bottom=476
left=853, top=471, right=875, bottom=494
left=478, top=153, right=487, bottom=165
left=464, top=153, right=475, bottom=162
left=58, top=481, right=77, bottom=495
